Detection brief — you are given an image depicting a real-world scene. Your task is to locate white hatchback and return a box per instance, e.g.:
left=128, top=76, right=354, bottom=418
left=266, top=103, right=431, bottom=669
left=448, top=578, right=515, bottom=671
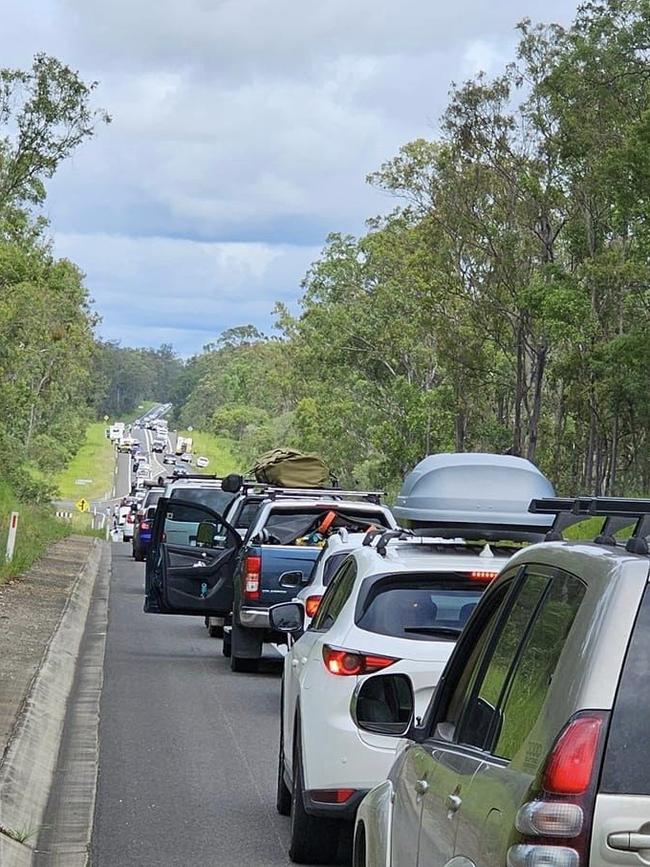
left=270, top=534, right=512, bottom=864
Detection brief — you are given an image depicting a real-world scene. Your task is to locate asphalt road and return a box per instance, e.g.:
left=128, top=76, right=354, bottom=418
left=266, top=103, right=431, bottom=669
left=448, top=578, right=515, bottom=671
left=91, top=544, right=293, bottom=867
left=90, top=421, right=331, bottom=867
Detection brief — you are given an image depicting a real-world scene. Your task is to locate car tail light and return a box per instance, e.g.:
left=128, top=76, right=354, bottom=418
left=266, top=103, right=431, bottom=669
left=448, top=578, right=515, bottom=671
left=305, top=595, right=322, bottom=618
left=508, top=711, right=609, bottom=867
left=309, top=788, right=356, bottom=804
left=140, top=521, right=151, bottom=532
left=127, top=514, right=135, bottom=524
left=322, top=645, right=398, bottom=676
left=469, top=570, right=499, bottom=581
left=243, top=554, right=261, bottom=602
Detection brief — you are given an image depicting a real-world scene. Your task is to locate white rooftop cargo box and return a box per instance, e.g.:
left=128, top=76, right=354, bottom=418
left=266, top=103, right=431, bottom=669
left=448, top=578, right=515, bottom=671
left=394, top=453, right=555, bottom=540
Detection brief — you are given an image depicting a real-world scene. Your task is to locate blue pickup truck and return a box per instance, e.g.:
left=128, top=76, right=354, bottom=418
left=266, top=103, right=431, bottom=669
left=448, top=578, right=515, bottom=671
left=143, top=483, right=396, bottom=672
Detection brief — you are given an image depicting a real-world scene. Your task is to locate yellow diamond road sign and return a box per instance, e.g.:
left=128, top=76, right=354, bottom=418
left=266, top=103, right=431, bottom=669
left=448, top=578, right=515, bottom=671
left=76, top=498, right=90, bottom=513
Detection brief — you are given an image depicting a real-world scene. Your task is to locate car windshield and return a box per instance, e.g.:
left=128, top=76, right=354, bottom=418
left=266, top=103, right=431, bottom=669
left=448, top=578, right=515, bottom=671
left=356, top=574, right=486, bottom=641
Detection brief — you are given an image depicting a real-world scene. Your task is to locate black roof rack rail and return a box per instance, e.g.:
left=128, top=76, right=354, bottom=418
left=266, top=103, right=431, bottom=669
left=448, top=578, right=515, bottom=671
left=529, top=497, right=595, bottom=541
left=170, top=473, right=223, bottom=481
left=241, top=484, right=385, bottom=505
left=362, top=527, right=386, bottom=547
left=376, top=529, right=412, bottom=556
left=588, top=498, right=650, bottom=555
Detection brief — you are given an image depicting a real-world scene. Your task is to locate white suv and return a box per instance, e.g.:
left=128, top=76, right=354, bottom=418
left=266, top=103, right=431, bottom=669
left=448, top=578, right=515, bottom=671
left=270, top=532, right=512, bottom=864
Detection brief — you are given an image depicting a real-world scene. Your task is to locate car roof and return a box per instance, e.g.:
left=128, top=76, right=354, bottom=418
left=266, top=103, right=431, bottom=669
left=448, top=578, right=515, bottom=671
left=351, top=537, right=513, bottom=576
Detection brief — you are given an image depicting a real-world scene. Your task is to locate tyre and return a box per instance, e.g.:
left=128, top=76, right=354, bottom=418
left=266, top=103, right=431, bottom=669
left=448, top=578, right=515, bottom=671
left=208, top=622, right=223, bottom=638
left=133, top=549, right=145, bottom=562
left=230, top=622, right=260, bottom=673
left=222, top=630, right=231, bottom=658
left=353, top=824, right=366, bottom=867
left=289, top=727, right=340, bottom=864
left=276, top=712, right=291, bottom=816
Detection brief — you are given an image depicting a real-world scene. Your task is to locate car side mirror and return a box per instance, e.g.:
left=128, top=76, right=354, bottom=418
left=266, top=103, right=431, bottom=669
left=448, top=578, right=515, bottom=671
left=279, top=570, right=308, bottom=588
left=196, top=521, right=217, bottom=547
left=351, top=673, right=415, bottom=737
left=269, top=602, right=305, bottom=634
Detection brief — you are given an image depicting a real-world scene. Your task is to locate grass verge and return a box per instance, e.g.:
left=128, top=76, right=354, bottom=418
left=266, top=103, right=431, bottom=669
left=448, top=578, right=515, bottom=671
left=54, top=422, right=115, bottom=501
left=0, top=480, right=71, bottom=586
left=177, top=430, right=242, bottom=475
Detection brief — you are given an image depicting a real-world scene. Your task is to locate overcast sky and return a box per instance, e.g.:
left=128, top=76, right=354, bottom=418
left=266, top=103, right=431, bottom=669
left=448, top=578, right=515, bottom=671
left=5, top=0, right=578, bottom=356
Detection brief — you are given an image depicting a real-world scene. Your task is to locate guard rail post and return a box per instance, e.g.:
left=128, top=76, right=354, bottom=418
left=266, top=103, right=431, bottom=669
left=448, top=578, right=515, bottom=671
left=5, top=511, right=19, bottom=563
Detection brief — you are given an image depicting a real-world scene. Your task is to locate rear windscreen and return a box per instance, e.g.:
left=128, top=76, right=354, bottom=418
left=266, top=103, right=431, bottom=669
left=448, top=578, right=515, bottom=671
left=261, top=508, right=390, bottom=546
left=143, top=491, right=162, bottom=509
left=356, top=574, right=485, bottom=641
left=169, top=487, right=235, bottom=515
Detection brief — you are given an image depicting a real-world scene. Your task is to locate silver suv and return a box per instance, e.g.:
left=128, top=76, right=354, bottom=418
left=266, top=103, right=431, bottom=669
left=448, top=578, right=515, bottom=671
left=354, top=496, right=650, bottom=867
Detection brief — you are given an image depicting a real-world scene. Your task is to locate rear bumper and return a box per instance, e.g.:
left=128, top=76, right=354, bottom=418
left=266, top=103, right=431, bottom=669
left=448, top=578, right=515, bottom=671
left=239, top=607, right=270, bottom=629
left=304, top=788, right=369, bottom=821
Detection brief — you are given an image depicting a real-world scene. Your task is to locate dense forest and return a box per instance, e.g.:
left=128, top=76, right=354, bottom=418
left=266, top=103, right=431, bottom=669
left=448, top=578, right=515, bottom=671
left=172, top=1, right=650, bottom=496
left=3, top=1, right=650, bottom=503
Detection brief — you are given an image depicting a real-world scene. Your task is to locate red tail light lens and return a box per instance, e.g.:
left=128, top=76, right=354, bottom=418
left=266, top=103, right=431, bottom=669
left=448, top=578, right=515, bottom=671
left=544, top=714, right=605, bottom=795
left=243, top=554, right=262, bottom=602
left=305, top=595, right=322, bottom=618
left=140, top=521, right=150, bottom=532
left=322, top=645, right=398, bottom=676
left=310, top=788, right=356, bottom=804
left=470, top=570, right=499, bottom=581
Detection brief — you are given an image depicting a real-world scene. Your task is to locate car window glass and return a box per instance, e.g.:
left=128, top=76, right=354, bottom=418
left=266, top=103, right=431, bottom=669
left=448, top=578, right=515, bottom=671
left=356, top=575, right=485, bottom=642
left=458, top=572, right=549, bottom=750
left=601, top=584, right=650, bottom=795
left=163, top=503, right=232, bottom=549
left=322, top=552, right=350, bottom=586
left=311, top=560, right=357, bottom=630
left=494, top=572, right=585, bottom=760
left=443, top=583, right=511, bottom=733
left=170, top=487, right=235, bottom=514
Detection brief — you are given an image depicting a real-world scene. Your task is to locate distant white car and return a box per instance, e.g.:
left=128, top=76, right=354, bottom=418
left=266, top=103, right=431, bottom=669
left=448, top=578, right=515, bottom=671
left=294, top=529, right=368, bottom=624
left=122, top=511, right=135, bottom=541
left=180, top=452, right=193, bottom=464
left=271, top=535, right=510, bottom=864
left=196, top=456, right=209, bottom=468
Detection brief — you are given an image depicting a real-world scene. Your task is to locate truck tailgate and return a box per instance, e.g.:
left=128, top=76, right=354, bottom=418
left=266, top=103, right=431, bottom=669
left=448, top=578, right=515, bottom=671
left=258, top=545, right=321, bottom=606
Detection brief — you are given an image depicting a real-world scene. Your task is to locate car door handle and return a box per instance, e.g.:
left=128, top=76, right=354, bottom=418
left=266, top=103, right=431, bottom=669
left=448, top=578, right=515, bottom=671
left=415, top=779, right=428, bottom=796
left=609, top=833, right=650, bottom=851
left=446, top=793, right=462, bottom=813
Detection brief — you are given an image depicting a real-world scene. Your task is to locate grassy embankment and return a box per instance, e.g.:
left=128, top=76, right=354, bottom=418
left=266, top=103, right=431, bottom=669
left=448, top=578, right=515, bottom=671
left=55, top=422, right=116, bottom=501
left=0, top=480, right=71, bottom=585
left=177, top=430, right=243, bottom=475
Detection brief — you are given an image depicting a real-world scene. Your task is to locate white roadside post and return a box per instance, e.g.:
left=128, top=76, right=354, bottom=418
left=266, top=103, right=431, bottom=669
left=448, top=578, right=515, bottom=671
left=5, top=511, right=19, bottom=563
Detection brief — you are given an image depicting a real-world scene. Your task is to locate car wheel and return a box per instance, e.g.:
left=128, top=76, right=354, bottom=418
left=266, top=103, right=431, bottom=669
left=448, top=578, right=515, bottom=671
left=353, top=823, right=366, bottom=867
left=276, top=718, right=291, bottom=816
left=230, top=622, right=260, bottom=673
left=208, top=622, right=223, bottom=638
left=222, top=630, right=231, bottom=658
left=289, top=727, right=340, bottom=864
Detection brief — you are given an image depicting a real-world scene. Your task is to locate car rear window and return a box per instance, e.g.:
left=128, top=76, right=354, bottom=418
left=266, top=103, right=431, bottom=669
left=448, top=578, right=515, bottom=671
left=169, top=487, right=235, bottom=515
left=143, top=491, right=162, bottom=509
left=356, top=574, right=486, bottom=641
left=601, top=583, right=650, bottom=795
left=261, top=508, right=390, bottom=546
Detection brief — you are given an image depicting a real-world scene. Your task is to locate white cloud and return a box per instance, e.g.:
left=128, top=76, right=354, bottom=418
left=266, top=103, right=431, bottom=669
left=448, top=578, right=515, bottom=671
left=4, top=0, right=580, bottom=353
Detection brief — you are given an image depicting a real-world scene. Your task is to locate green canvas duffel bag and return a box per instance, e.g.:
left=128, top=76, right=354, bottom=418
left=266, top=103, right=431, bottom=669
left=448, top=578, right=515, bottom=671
left=251, top=448, right=330, bottom=488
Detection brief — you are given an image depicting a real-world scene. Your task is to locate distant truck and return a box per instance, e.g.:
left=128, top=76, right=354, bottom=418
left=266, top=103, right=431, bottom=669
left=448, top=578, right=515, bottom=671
left=175, top=436, right=193, bottom=455
left=107, top=422, right=125, bottom=442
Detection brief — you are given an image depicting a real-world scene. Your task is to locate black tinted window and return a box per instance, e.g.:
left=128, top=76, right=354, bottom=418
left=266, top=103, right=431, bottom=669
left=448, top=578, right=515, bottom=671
left=494, top=572, right=585, bottom=760
left=143, top=491, right=162, bottom=509
left=458, top=572, right=549, bottom=749
left=311, top=560, right=357, bottom=630
left=601, top=583, right=650, bottom=795
left=322, top=553, right=350, bottom=586
left=356, top=575, right=483, bottom=642
left=170, top=487, right=235, bottom=515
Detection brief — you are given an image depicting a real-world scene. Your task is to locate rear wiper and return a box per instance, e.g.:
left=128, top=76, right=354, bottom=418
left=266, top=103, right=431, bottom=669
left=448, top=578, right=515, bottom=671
left=403, top=626, right=461, bottom=637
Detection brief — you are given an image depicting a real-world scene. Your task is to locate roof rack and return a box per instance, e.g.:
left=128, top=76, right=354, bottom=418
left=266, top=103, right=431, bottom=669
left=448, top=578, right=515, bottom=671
left=529, top=497, right=650, bottom=554
left=241, top=483, right=385, bottom=505
left=169, top=473, right=223, bottom=481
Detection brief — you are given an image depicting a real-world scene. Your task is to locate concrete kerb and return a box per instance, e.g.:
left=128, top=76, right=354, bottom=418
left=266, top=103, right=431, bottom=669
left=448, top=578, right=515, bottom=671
left=0, top=538, right=107, bottom=866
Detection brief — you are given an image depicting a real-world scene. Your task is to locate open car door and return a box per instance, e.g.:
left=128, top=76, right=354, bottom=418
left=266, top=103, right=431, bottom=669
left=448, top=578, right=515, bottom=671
left=144, top=498, right=241, bottom=616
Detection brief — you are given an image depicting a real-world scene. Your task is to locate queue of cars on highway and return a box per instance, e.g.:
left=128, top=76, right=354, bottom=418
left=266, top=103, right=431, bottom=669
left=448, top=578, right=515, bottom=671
left=114, top=418, right=650, bottom=867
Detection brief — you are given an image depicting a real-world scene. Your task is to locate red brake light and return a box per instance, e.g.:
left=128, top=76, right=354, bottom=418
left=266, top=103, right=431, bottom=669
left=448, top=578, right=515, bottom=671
left=243, top=554, right=262, bottom=602
left=544, top=714, right=605, bottom=795
left=470, top=570, right=499, bottom=581
left=140, top=521, right=150, bottom=532
left=305, top=595, right=322, bottom=618
left=310, top=788, right=356, bottom=804
left=322, top=645, right=398, bottom=676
